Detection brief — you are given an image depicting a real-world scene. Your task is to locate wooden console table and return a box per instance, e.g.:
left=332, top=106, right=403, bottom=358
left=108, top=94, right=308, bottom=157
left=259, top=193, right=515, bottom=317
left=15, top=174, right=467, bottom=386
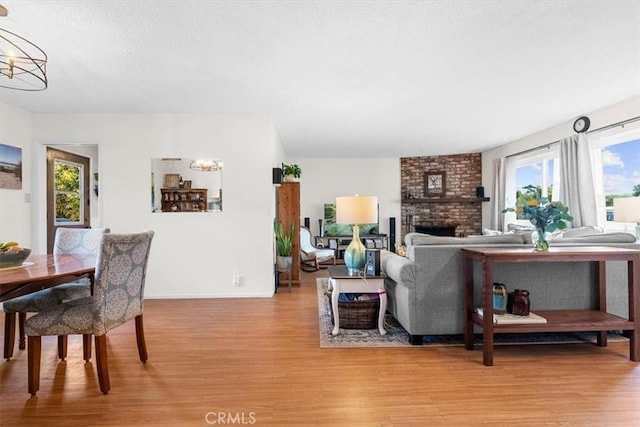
left=462, top=246, right=640, bottom=366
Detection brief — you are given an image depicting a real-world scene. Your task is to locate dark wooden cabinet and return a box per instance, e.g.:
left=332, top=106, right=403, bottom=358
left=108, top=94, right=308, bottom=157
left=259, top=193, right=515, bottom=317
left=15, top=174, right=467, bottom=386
left=160, top=188, right=208, bottom=212
left=277, top=182, right=300, bottom=285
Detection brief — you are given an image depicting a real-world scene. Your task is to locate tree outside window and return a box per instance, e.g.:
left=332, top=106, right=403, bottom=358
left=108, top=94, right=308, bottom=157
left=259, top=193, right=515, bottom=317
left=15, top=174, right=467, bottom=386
left=54, top=161, right=82, bottom=223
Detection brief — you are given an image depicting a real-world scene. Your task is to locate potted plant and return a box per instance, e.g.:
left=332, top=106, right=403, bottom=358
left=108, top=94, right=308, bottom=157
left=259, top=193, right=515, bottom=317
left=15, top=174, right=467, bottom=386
left=503, top=198, right=573, bottom=250
left=274, top=219, right=295, bottom=269
left=282, top=164, right=301, bottom=182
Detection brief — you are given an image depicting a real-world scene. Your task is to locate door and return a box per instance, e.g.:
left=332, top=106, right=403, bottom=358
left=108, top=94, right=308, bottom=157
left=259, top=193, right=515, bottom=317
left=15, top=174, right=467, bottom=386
left=46, top=147, right=91, bottom=253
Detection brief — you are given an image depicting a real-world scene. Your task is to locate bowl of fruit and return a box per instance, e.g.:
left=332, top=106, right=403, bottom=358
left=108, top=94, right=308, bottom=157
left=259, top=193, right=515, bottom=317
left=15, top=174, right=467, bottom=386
left=0, top=241, right=31, bottom=268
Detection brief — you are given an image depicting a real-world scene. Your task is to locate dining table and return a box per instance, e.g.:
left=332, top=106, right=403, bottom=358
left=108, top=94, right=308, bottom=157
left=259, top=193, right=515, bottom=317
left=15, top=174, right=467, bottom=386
left=0, top=253, right=97, bottom=356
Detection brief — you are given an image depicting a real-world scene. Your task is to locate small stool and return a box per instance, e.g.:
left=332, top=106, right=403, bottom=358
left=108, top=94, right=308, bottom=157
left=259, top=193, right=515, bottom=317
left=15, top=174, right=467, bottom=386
left=276, top=264, right=292, bottom=292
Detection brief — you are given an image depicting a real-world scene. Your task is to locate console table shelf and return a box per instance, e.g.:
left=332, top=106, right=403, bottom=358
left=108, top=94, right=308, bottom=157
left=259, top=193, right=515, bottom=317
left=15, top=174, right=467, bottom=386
left=402, top=197, right=490, bottom=204
left=472, top=310, right=634, bottom=333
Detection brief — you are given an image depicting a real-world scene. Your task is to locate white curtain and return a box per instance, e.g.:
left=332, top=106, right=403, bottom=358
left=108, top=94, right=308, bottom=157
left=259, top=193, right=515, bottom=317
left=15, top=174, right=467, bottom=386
left=490, top=157, right=506, bottom=231
left=558, top=133, right=602, bottom=227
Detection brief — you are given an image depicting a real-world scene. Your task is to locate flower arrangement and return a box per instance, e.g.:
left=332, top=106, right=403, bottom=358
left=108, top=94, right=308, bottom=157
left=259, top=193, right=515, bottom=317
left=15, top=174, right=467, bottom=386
left=503, top=198, right=573, bottom=250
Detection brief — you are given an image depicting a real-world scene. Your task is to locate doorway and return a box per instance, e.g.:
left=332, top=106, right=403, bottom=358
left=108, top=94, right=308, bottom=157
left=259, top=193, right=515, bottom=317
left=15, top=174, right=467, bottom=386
left=46, top=147, right=91, bottom=253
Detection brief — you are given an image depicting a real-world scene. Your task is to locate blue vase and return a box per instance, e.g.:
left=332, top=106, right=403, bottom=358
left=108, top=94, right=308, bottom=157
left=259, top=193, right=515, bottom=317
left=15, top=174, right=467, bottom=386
left=344, top=225, right=366, bottom=274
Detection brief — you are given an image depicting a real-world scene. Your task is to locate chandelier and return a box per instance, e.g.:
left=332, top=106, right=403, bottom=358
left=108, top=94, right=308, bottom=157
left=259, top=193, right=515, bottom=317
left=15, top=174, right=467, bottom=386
left=189, top=159, right=223, bottom=172
left=0, top=4, right=48, bottom=91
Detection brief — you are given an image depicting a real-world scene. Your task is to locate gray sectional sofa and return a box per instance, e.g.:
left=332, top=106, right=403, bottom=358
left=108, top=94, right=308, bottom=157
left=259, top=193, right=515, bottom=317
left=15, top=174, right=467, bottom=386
left=380, top=230, right=639, bottom=344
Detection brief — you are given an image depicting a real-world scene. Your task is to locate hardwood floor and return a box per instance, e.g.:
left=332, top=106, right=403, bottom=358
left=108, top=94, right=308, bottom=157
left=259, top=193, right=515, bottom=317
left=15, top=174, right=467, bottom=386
left=1, top=269, right=639, bottom=426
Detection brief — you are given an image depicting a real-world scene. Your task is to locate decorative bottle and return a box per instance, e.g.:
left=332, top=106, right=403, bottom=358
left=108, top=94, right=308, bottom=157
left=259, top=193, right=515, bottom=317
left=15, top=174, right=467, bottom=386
left=492, top=283, right=508, bottom=314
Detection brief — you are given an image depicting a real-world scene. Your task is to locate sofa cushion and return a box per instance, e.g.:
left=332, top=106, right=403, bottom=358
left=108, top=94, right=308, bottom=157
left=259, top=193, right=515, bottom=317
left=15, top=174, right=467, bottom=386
left=406, top=233, right=525, bottom=246
left=561, top=226, right=604, bottom=238
left=554, top=232, right=638, bottom=244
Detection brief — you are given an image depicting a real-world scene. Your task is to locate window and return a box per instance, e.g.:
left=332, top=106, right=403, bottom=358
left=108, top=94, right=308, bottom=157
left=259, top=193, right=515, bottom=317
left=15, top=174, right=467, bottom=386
left=505, top=147, right=560, bottom=220
left=503, top=119, right=640, bottom=232
left=597, top=125, right=640, bottom=231
left=54, top=159, right=84, bottom=225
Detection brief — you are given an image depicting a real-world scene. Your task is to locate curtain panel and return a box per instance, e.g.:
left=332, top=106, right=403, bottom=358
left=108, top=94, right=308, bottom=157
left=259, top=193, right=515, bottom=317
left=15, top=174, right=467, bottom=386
left=558, top=133, right=602, bottom=227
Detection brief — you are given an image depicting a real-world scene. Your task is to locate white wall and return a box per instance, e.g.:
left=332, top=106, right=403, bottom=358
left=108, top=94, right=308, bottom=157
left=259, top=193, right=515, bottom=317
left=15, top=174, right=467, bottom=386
left=0, top=102, right=32, bottom=248
left=29, top=113, right=281, bottom=298
left=287, top=157, right=402, bottom=249
left=481, top=95, right=640, bottom=228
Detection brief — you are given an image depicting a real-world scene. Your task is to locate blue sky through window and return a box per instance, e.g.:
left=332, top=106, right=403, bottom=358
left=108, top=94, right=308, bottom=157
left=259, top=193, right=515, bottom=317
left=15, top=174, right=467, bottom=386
left=515, top=159, right=554, bottom=198
left=602, top=138, right=640, bottom=196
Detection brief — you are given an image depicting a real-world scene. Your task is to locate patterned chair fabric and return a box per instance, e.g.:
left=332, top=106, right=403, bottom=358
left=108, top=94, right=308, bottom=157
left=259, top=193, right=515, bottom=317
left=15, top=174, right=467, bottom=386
left=3, top=227, right=109, bottom=360
left=3, top=227, right=109, bottom=312
left=25, top=230, right=154, bottom=395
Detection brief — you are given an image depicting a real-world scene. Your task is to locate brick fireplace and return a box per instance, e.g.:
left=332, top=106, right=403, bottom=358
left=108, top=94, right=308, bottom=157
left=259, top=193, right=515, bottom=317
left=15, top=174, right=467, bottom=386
left=400, top=153, right=486, bottom=241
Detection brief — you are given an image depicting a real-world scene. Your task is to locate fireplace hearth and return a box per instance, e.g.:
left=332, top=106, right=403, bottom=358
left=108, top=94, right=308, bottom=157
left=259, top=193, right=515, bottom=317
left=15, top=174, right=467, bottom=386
left=414, top=224, right=456, bottom=237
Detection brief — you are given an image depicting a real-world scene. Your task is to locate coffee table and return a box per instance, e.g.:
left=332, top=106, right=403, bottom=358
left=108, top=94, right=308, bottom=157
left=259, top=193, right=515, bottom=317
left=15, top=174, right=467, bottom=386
left=328, top=266, right=387, bottom=336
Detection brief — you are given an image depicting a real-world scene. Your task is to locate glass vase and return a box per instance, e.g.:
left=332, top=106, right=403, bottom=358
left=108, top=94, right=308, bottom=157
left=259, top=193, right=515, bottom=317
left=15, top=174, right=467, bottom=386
left=531, top=229, right=550, bottom=251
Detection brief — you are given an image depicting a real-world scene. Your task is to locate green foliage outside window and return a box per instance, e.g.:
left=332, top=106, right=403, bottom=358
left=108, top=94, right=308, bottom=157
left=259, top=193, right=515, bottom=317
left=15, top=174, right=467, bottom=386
left=55, top=162, right=81, bottom=222
left=515, top=185, right=553, bottom=219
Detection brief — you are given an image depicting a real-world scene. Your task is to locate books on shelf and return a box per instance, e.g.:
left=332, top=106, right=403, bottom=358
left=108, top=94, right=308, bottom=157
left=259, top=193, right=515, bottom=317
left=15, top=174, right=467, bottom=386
left=474, top=308, right=547, bottom=325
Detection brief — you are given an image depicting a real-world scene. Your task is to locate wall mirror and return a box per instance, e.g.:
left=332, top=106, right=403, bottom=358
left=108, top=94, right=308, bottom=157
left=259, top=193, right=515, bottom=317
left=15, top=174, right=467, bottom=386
left=151, top=158, right=223, bottom=213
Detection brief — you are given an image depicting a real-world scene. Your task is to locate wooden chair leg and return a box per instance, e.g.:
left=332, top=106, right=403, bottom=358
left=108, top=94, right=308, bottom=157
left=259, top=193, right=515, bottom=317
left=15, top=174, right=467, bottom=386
left=135, top=315, right=148, bottom=363
left=4, top=312, right=16, bottom=360
left=57, top=336, right=68, bottom=360
left=18, top=312, right=26, bottom=350
left=94, top=335, right=110, bottom=395
left=28, top=336, right=41, bottom=396
left=83, top=334, right=92, bottom=362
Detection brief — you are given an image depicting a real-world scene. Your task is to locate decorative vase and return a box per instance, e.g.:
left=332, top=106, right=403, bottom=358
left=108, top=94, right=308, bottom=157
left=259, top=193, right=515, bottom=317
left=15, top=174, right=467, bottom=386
left=507, top=289, right=531, bottom=316
left=492, top=283, right=508, bottom=314
left=531, top=229, right=550, bottom=251
left=344, top=224, right=366, bottom=274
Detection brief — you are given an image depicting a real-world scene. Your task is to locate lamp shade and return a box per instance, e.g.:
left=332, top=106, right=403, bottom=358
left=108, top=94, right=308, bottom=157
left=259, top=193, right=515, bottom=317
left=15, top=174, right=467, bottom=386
left=336, top=196, right=378, bottom=224
left=613, top=197, right=640, bottom=223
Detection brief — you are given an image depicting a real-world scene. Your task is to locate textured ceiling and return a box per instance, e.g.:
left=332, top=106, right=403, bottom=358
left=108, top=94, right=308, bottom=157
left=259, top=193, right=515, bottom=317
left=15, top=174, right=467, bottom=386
left=0, top=1, right=639, bottom=157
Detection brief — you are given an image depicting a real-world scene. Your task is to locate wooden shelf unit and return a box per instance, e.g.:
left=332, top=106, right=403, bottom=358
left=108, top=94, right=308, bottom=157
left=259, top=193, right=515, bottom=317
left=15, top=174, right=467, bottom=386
left=315, top=235, right=388, bottom=259
left=402, top=197, right=490, bottom=204
left=160, top=188, right=208, bottom=212
left=277, top=182, right=300, bottom=286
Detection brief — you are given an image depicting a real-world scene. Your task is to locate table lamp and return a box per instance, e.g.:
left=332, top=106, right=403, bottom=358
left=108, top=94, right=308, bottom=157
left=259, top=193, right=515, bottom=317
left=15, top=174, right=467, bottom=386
left=336, top=195, right=378, bottom=274
left=613, top=197, right=640, bottom=237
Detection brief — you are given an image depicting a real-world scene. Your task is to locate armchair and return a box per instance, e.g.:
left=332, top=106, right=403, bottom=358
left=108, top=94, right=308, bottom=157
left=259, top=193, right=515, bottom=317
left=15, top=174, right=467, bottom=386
left=300, top=227, right=335, bottom=271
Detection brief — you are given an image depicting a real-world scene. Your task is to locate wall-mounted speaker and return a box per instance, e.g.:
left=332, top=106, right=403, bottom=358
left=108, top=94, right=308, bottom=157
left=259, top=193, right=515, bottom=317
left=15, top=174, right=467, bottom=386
left=272, top=167, right=282, bottom=185
left=476, top=186, right=485, bottom=198
left=389, top=217, right=396, bottom=253
left=365, top=249, right=381, bottom=276
left=318, top=219, right=323, bottom=237
left=304, top=217, right=310, bottom=228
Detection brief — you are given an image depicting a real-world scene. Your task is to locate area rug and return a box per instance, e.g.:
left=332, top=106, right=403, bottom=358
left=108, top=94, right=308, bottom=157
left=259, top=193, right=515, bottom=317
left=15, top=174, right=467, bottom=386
left=316, top=279, right=628, bottom=349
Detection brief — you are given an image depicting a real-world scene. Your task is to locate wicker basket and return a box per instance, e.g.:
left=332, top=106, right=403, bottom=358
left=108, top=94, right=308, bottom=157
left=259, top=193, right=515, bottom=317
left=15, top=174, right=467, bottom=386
left=326, top=292, right=380, bottom=329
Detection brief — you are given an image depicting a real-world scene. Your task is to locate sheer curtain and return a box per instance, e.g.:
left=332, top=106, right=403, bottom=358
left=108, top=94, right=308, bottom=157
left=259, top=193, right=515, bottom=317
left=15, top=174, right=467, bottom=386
left=558, top=133, right=603, bottom=227
left=490, top=157, right=506, bottom=231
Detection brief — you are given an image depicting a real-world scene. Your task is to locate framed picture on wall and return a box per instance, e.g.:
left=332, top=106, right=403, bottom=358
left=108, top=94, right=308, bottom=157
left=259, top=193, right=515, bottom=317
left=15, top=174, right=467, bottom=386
left=0, top=143, right=22, bottom=190
left=424, top=171, right=445, bottom=195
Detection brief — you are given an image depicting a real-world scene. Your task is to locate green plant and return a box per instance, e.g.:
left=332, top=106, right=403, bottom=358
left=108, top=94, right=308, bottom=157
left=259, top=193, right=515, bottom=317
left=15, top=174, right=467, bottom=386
left=503, top=198, right=573, bottom=250
left=274, top=220, right=295, bottom=256
left=282, top=164, right=301, bottom=179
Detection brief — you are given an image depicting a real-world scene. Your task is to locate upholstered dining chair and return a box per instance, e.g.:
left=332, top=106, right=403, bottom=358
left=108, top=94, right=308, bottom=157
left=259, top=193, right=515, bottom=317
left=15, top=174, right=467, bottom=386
left=300, top=226, right=336, bottom=271
left=3, top=227, right=109, bottom=360
left=25, top=230, right=154, bottom=396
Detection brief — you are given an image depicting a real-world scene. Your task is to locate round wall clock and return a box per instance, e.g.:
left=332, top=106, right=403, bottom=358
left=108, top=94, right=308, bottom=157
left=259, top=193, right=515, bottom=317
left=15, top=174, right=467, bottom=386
left=573, top=116, right=590, bottom=133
